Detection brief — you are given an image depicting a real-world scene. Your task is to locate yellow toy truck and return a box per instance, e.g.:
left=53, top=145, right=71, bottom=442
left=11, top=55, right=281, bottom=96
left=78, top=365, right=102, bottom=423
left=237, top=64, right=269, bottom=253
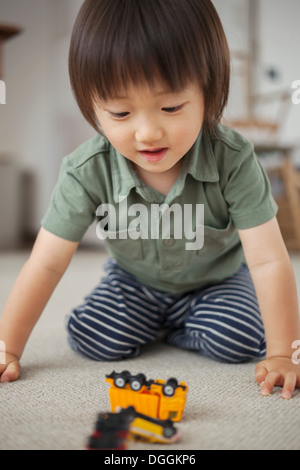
left=105, top=370, right=188, bottom=422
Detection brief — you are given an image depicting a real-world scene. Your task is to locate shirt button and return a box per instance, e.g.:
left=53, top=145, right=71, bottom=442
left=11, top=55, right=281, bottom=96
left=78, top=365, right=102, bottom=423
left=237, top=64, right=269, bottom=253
left=164, top=237, right=175, bottom=247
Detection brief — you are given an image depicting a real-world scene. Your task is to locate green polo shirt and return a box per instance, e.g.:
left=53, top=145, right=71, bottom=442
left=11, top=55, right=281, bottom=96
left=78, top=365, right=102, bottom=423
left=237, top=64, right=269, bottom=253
left=41, top=124, right=277, bottom=294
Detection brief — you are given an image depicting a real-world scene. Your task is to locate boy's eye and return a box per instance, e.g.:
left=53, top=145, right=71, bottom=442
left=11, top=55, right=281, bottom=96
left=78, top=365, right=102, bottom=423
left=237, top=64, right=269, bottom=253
left=110, top=111, right=130, bottom=119
left=162, top=104, right=183, bottom=113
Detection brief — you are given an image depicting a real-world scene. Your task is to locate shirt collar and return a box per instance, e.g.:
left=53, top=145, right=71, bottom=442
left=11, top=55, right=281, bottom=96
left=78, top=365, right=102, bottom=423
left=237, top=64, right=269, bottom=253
left=111, top=146, right=142, bottom=203
left=111, top=129, right=219, bottom=203
left=184, top=130, right=219, bottom=183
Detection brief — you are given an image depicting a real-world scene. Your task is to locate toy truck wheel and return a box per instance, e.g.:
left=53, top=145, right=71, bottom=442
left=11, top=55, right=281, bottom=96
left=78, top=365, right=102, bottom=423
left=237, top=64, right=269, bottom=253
left=129, top=373, right=146, bottom=391
left=162, top=378, right=178, bottom=397
left=123, top=406, right=136, bottom=421
left=114, top=370, right=130, bottom=388
left=163, top=425, right=176, bottom=438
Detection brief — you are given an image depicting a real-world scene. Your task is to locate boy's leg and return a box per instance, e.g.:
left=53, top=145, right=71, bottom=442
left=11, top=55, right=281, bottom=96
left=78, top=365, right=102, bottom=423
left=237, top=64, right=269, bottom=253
left=166, top=265, right=266, bottom=363
left=66, top=259, right=166, bottom=361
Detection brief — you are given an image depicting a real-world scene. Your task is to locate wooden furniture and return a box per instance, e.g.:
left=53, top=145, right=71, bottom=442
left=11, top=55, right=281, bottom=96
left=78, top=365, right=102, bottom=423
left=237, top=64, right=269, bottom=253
left=256, top=145, right=300, bottom=252
left=0, top=23, right=22, bottom=78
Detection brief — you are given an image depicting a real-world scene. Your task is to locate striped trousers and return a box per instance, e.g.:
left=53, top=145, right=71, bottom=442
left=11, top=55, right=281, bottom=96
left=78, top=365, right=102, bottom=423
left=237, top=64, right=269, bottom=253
left=66, top=259, right=266, bottom=363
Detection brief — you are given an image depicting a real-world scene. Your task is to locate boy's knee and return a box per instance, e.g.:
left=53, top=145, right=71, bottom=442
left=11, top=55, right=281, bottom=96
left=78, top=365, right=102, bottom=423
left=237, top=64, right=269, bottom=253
left=167, top=324, right=265, bottom=364
left=69, top=337, right=140, bottom=361
left=66, top=311, right=140, bottom=361
left=186, top=326, right=266, bottom=363
left=67, top=330, right=140, bottom=361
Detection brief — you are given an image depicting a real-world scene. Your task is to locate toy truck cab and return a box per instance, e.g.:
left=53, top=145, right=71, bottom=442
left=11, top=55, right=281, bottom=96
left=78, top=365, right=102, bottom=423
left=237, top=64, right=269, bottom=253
left=87, top=406, right=180, bottom=448
left=105, top=371, right=188, bottom=422
left=128, top=408, right=180, bottom=444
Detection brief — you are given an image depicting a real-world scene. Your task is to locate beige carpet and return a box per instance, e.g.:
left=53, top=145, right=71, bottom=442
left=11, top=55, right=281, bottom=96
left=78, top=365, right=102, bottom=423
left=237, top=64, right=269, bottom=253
left=0, top=247, right=300, bottom=450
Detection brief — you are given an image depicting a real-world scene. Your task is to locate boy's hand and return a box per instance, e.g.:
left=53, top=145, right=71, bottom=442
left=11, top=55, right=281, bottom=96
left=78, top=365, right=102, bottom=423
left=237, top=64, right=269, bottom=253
left=0, top=353, right=21, bottom=383
left=255, top=356, right=300, bottom=399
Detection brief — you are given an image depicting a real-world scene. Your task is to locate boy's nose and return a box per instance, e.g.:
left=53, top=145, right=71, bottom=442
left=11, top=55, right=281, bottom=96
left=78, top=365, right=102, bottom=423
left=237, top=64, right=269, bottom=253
left=135, top=119, right=163, bottom=144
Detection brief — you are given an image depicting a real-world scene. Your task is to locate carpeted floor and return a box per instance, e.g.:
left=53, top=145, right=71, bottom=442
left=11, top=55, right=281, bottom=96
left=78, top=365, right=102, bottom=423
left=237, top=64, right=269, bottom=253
left=0, top=246, right=300, bottom=450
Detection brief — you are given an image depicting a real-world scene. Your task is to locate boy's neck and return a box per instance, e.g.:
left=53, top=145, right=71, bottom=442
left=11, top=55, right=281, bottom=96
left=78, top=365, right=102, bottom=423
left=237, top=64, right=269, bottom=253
left=132, top=161, right=183, bottom=197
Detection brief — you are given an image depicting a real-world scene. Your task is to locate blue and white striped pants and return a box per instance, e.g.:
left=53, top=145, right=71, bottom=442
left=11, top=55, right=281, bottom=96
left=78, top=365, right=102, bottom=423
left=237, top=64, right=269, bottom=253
left=66, top=259, right=266, bottom=363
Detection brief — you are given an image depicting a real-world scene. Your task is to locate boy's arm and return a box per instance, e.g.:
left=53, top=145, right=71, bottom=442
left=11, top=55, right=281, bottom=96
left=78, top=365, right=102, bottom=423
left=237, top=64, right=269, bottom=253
left=0, top=227, right=79, bottom=382
left=238, top=217, right=300, bottom=399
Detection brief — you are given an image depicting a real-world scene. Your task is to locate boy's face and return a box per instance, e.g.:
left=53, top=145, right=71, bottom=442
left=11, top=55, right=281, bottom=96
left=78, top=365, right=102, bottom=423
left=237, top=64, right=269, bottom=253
left=94, top=80, right=204, bottom=178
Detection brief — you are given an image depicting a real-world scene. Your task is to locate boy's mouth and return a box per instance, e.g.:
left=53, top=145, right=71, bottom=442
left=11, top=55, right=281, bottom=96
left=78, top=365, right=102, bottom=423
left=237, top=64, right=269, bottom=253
left=139, top=147, right=168, bottom=162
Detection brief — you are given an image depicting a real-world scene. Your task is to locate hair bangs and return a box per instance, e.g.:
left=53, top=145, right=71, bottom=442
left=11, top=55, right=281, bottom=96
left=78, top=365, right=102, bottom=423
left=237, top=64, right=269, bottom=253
left=89, top=2, right=198, bottom=102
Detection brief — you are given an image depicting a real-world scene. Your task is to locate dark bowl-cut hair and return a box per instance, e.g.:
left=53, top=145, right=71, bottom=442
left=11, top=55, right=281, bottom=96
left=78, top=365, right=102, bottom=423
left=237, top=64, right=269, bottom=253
left=69, top=0, right=230, bottom=134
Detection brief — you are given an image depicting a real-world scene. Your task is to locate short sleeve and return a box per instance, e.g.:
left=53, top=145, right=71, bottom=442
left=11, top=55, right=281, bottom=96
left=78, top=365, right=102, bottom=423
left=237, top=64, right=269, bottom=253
left=41, top=158, right=99, bottom=242
left=222, top=141, right=278, bottom=229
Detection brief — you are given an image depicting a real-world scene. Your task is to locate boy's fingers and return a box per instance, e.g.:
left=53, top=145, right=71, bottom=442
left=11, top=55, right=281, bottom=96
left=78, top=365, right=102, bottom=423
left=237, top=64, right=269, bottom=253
left=254, top=363, right=268, bottom=385
left=0, top=361, right=21, bottom=383
left=260, top=370, right=281, bottom=396
left=282, top=372, right=297, bottom=400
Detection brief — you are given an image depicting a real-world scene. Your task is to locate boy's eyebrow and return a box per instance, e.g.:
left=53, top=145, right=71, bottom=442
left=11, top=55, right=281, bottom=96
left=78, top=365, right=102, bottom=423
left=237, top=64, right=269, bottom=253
left=107, top=89, right=186, bottom=101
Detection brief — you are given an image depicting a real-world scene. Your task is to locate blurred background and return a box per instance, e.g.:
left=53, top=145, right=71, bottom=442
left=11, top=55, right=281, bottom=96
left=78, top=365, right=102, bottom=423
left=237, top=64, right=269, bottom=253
left=0, top=0, right=300, bottom=251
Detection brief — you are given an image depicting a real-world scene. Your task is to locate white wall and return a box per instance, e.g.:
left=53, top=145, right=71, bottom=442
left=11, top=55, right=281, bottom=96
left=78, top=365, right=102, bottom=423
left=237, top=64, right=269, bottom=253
left=257, top=0, right=300, bottom=144
left=213, top=0, right=300, bottom=146
left=213, top=0, right=251, bottom=122
left=0, top=0, right=94, bottom=241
